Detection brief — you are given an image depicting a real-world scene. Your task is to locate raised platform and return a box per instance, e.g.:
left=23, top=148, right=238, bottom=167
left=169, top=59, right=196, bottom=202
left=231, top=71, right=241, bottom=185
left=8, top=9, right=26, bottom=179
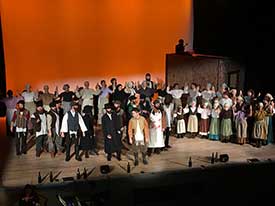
left=1, top=132, right=275, bottom=188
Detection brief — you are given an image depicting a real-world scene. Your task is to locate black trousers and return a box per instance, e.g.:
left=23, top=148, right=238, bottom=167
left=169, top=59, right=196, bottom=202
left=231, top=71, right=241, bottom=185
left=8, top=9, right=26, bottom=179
left=65, top=133, right=80, bottom=159
left=15, top=132, right=27, bottom=154
left=36, top=134, right=48, bottom=153
left=165, top=127, right=170, bottom=147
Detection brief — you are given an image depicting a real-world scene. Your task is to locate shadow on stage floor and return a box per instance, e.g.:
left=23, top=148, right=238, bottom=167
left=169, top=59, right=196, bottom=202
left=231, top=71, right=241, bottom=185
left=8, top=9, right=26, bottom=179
left=2, top=160, right=275, bottom=205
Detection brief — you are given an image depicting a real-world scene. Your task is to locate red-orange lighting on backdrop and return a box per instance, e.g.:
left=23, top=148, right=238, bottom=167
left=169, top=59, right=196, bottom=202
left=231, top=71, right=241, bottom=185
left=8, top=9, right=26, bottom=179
left=0, top=0, right=193, bottom=91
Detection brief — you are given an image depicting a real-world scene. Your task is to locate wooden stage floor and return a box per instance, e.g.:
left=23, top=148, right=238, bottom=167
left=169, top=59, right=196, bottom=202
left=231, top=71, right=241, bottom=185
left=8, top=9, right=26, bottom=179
left=1, top=132, right=275, bottom=187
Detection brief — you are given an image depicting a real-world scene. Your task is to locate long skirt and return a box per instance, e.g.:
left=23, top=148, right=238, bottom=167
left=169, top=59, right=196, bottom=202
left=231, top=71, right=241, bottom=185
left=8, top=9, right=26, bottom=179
left=253, top=119, right=267, bottom=140
left=177, top=119, right=186, bottom=134
left=199, top=118, right=209, bottom=135
left=209, top=118, right=219, bottom=140
left=221, top=118, right=232, bottom=137
left=148, top=128, right=165, bottom=148
left=235, top=119, right=247, bottom=139
left=187, top=115, right=198, bottom=133
left=187, top=115, right=198, bottom=132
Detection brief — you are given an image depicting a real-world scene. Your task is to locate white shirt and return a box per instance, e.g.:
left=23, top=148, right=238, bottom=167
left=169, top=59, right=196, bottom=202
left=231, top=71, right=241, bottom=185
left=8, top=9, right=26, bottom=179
left=163, top=103, right=174, bottom=127
left=167, top=89, right=184, bottom=99
left=76, top=88, right=101, bottom=106
left=60, top=110, right=87, bottom=134
left=22, top=91, right=36, bottom=102
left=198, top=108, right=211, bottom=119
left=16, top=127, right=27, bottom=132
left=220, top=98, right=233, bottom=107
left=135, top=120, right=144, bottom=142
left=31, top=113, right=47, bottom=136
left=107, top=113, right=112, bottom=120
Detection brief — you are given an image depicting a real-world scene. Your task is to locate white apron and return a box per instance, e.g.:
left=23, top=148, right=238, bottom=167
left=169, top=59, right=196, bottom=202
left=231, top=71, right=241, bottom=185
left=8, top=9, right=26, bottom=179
left=148, top=111, right=165, bottom=148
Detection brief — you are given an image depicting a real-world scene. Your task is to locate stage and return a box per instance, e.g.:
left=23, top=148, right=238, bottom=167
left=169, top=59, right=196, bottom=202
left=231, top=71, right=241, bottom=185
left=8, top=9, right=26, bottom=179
left=1, top=130, right=275, bottom=188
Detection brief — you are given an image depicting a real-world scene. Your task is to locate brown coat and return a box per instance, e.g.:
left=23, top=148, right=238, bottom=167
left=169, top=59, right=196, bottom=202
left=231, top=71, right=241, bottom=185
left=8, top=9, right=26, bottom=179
left=128, top=116, right=149, bottom=143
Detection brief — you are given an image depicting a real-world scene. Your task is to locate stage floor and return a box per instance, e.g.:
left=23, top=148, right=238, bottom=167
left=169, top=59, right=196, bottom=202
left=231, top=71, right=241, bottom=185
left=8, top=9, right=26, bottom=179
left=1, top=132, right=275, bottom=187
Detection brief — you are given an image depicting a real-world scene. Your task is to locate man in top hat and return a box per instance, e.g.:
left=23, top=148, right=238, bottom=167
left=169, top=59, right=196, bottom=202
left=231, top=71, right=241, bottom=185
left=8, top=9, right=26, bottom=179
left=47, top=101, right=64, bottom=157
left=102, top=103, right=122, bottom=161
left=31, top=100, right=48, bottom=157
left=10, top=100, right=30, bottom=155
left=60, top=102, right=87, bottom=161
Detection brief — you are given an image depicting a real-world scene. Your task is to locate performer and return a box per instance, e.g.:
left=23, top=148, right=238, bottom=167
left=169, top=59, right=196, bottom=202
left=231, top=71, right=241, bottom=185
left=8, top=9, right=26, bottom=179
left=59, top=84, right=75, bottom=114
left=147, top=100, right=166, bottom=156
left=186, top=100, right=199, bottom=138
left=253, top=102, right=267, bottom=148
left=75, top=81, right=101, bottom=114
left=102, top=103, right=122, bottom=161
left=3, top=90, right=22, bottom=129
left=81, top=105, right=98, bottom=158
left=128, top=108, right=149, bottom=165
left=163, top=94, right=174, bottom=148
left=166, top=83, right=184, bottom=111
left=60, top=102, right=87, bottom=161
left=47, top=101, right=63, bottom=158
left=112, top=84, right=128, bottom=110
left=113, top=100, right=126, bottom=142
left=197, top=102, right=211, bottom=138
left=31, top=101, right=48, bottom=157
left=208, top=98, right=221, bottom=141
left=38, top=85, right=56, bottom=112
left=174, top=106, right=187, bottom=138
left=201, top=83, right=215, bottom=106
left=108, top=77, right=118, bottom=103
left=139, top=94, right=151, bottom=119
left=220, top=103, right=233, bottom=143
left=21, top=84, right=37, bottom=115
left=97, top=80, right=112, bottom=125
left=233, top=96, right=248, bottom=145
left=10, top=100, right=30, bottom=155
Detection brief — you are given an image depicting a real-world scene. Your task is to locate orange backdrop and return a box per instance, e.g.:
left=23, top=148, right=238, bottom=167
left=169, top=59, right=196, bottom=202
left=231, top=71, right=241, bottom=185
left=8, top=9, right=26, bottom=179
left=0, top=0, right=192, bottom=92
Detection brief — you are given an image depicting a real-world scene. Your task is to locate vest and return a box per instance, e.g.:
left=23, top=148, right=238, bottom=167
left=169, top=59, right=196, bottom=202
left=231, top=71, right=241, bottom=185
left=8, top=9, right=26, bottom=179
left=67, top=111, right=79, bottom=132
left=189, top=107, right=197, bottom=115
left=33, top=112, right=42, bottom=132
left=47, top=110, right=57, bottom=129
left=15, top=110, right=28, bottom=129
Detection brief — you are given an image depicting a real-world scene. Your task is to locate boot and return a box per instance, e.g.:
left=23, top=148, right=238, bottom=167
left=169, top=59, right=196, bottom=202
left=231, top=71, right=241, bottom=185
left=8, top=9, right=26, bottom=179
left=116, top=151, right=121, bottom=161
left=107, top=153, right=112, bottom=161
left=134, top=153, right=139, bottom=166
left=50, top=152, right=55, bottom=158
left=85, top=151, right=89, bottom=158
left=155, top=148, right=161, bottom=154
left=36, top=150, right=41, bottom=157
left=142, top=153, right=148, bottom=165
left=147, top=148, right=152, bottom=157
left=75, top=146, right=82, bottom=161
left=75, top=155, right=82, bottom=161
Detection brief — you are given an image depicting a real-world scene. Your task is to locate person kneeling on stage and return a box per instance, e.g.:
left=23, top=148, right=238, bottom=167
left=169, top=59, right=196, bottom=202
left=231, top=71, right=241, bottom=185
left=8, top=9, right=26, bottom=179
left=102, top=103, right=122, bottom=161
left=128, top=108, right=149, bottom=166
left=60, top=102, right=87, bottom=161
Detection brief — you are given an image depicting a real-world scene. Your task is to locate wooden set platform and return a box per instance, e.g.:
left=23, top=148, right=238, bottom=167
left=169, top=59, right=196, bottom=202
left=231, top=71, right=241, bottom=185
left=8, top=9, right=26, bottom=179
left=1, top=131, right=275, bottom=187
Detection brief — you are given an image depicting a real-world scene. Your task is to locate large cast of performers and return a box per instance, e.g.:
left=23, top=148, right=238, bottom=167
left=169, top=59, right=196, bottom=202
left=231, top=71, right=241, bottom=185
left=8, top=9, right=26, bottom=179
left=1, top=73, right=275, bottom=166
